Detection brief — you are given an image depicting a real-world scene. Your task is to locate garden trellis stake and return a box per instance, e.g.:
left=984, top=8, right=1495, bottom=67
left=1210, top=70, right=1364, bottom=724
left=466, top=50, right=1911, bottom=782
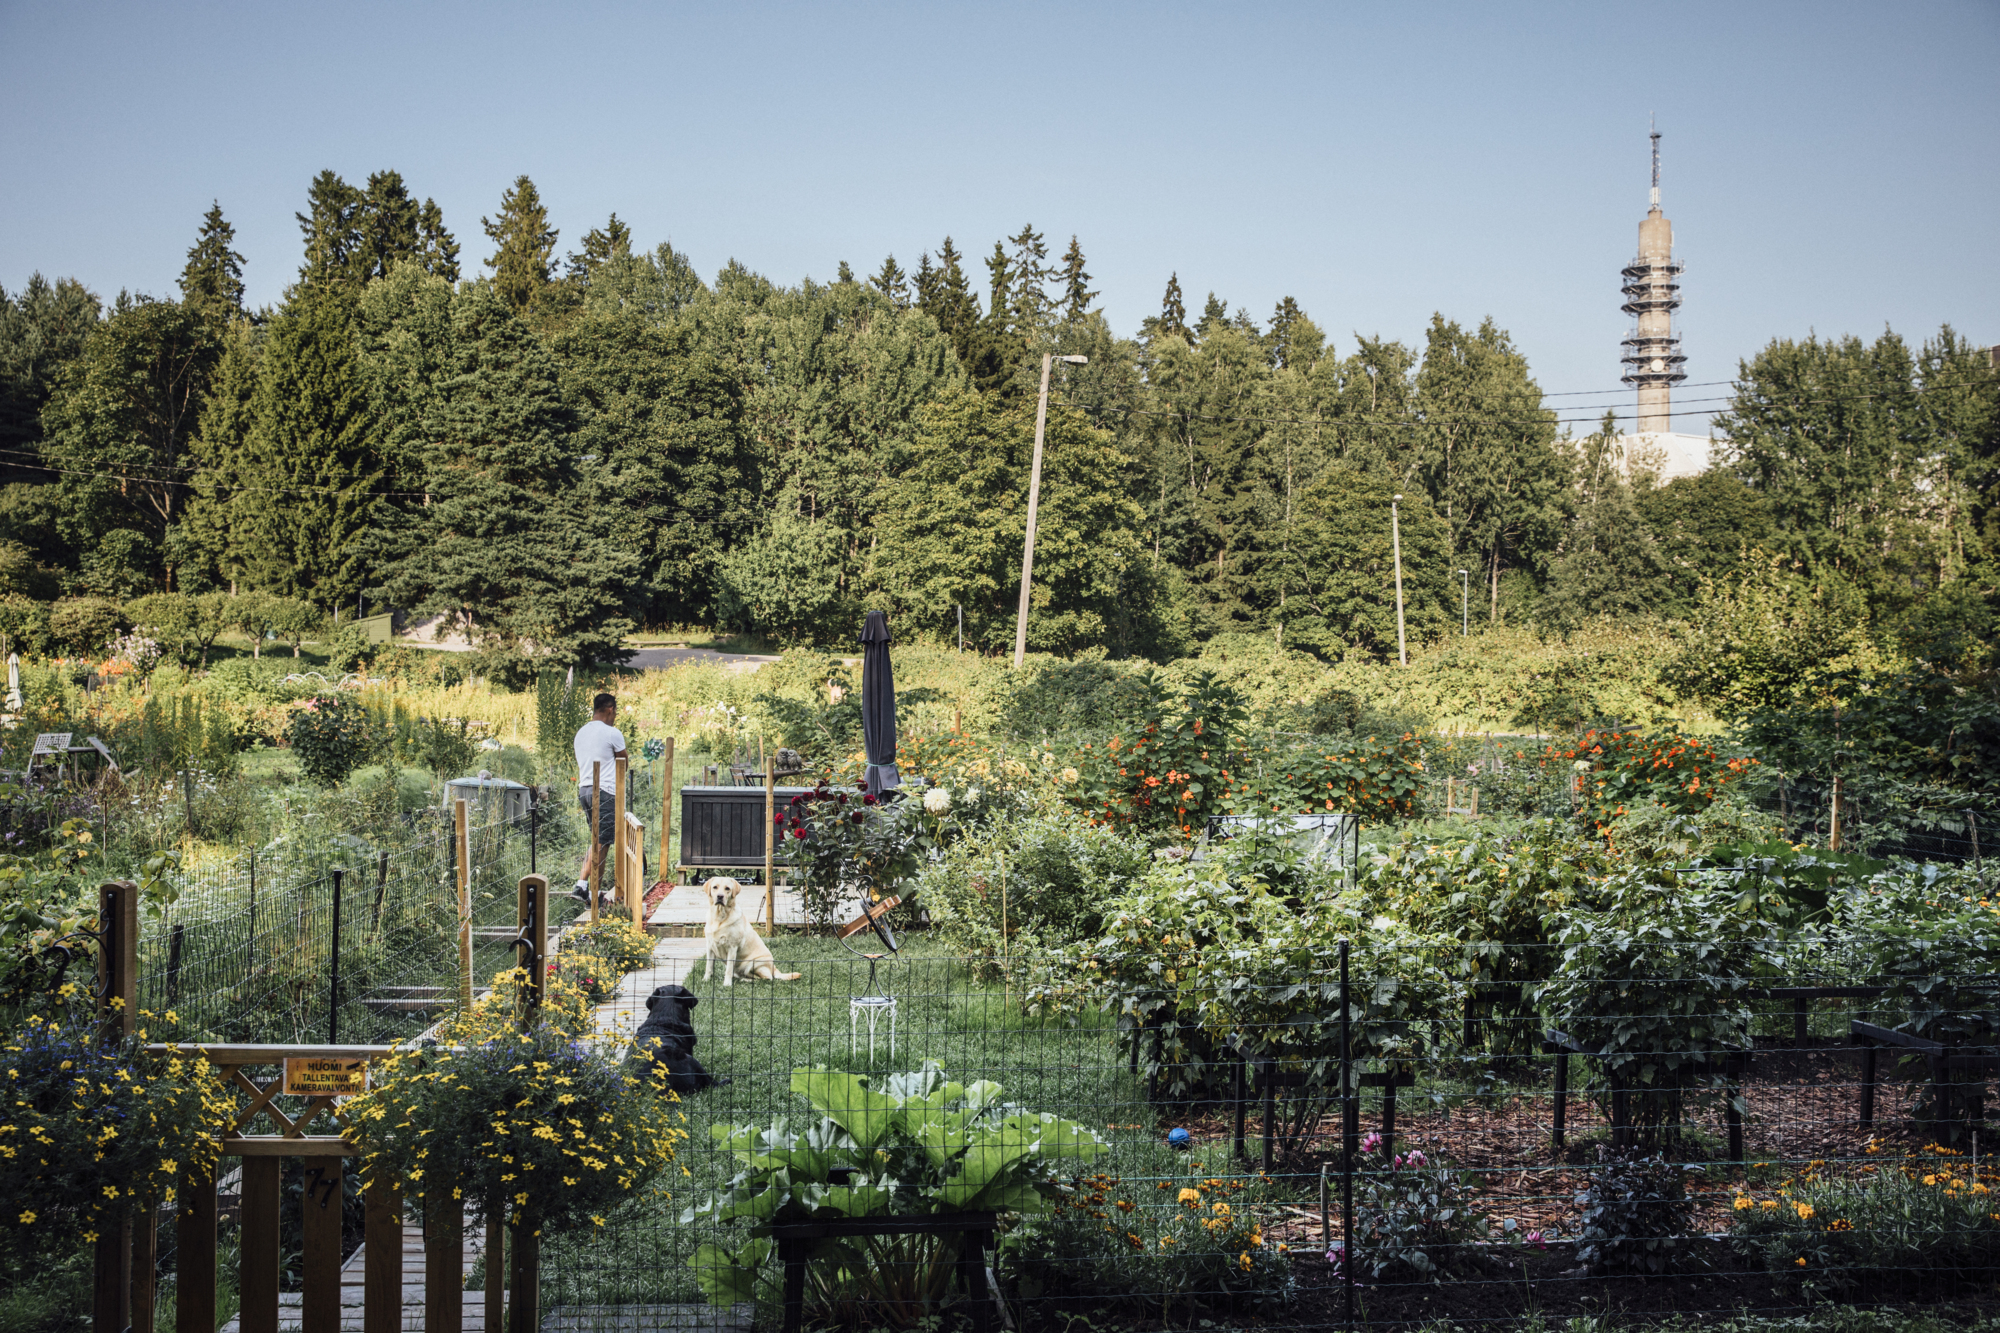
left=456, top=797, right=473, bottom=1009
left=1340, top=936, right=1354, bottom=1333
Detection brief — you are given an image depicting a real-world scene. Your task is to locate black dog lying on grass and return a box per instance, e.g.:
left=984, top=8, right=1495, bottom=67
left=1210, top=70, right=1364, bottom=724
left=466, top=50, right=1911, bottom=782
left=629, top=984, right=729, bottom=1093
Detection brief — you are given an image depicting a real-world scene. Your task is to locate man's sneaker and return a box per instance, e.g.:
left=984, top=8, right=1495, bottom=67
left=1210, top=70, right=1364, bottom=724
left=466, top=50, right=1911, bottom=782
left=570, top=881, right=592, bottom=904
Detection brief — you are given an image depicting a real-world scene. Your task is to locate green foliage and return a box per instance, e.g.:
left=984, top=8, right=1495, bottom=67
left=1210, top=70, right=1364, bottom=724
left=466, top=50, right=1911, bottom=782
left=535, top=670, right=588, bottom=782
left=130, top=691, right=239, bottom=779
left=1730, top=1147, right=2000, bottom=1296
left=915, top=810, right=1149, bottom=964
left=47, top=595, right=126, bottom=656
left=284, top=693, right=375, bottom=787
left=1536, top=876, right=1778, bottom=1148
left=482, top=175, right=558, bottom=314
left=1271, top=467, right=1457, bottom=660
left=1346, top=1146, right=1493, bottom=1281
left=1030, top=858, right=1459, bottom=1161
left=1223, top=729, right=1428, bottom=823
left=685, top=1063, right=1106, bottom=1318
left=1572, top=1149, right=1696, bottom=1275
left=0, top=1015, right=233, bottom=1263
left=1003, top=1165, right=1294, bottom=1318
left=1070, top=670, right=1248, bottom=840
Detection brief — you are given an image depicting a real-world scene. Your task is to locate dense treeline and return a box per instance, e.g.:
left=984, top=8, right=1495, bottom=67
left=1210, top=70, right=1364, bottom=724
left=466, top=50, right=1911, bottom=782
left=0, top=169, right=1995, bottom=674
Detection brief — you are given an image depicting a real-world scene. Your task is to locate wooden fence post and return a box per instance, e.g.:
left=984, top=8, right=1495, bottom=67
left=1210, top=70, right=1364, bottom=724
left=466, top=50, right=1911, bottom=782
left=455, top=798, right=473, bottom=1010
left=614, top=754, right=628, bottom=916
left=299, top=1156, right=343, bottom=1333
left=176, top=1158, right=217, bottom=1333
left=424, top=1181, right=464, bottom=1333
left=240, top=1156, right=281, bottom=1333
left=660, top=736, right=674, bottom=882
left=363, top=1177, right=402, bottom=1333
left=589, top=762, right=602, bottom=925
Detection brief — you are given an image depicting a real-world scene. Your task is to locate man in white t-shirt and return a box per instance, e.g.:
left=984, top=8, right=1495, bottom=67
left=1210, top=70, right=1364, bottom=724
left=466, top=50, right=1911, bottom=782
left=573, top=692, right=628, bottom=903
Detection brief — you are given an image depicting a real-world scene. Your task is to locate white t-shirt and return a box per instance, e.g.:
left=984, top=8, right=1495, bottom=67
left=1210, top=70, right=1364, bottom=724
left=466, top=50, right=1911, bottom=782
left=574, top=719, right=627, bottom=793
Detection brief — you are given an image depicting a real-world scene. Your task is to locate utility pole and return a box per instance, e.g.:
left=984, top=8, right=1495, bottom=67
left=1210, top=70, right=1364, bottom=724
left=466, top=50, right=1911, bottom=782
left=1391, top=494, right=1408, bottom=667
left=1458, top=569, right=1469, bottom=637
left=1014, top=352, right=1088, bottom=668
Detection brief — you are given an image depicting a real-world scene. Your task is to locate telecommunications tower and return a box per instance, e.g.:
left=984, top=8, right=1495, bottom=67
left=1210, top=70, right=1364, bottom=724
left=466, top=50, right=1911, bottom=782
left=1619, top=121, right=1686, bottom=434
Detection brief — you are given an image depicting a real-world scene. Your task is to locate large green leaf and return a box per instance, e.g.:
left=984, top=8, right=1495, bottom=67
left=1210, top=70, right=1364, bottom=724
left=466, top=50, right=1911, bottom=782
left=793, top=1068, right=903, bottom=1148
left=693, top=1238, right=769, bottom=1306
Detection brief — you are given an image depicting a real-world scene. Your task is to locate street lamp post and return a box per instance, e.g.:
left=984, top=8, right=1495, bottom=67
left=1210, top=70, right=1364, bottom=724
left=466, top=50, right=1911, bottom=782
left=1013, top=352, right=1089, bottom=668
left=1391, top=493, right=1407, bottom=668
left=1458, top=569, right=1469, bottom=637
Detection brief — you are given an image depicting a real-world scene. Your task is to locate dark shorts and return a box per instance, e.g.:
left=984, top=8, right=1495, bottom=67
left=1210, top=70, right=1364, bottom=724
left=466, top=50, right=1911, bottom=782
left=578, top=789, right=618, bottom=848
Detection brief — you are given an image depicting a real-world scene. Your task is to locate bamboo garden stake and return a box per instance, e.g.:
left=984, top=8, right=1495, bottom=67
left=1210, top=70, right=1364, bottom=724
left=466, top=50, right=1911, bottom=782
left=455, top=798, right=472, bottom=1008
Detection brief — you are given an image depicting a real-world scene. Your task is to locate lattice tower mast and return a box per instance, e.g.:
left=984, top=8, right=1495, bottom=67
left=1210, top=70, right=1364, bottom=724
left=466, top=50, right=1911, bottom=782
left=1620, top=120, right=1687, bottom=433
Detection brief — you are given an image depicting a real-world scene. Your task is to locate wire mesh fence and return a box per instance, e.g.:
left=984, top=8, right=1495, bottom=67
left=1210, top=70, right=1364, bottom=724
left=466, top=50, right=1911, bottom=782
left=517, top=932, right=2000, bottom=1332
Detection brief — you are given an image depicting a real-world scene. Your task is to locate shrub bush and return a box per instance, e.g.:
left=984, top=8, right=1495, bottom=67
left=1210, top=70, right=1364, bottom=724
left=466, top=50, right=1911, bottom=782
left=346, top=969, right=680, bottom=1238
left=1070, top=670, right=1248, bottom=841
left=561, top=918, right=654, bottom=974
left=285, top=693, right=376, bottom=787
left=1535, top=874, right=1778, bottom=1149
left=47, top=596, right=126, bottom=657
left=0, top=1013, right=232, bottom=1264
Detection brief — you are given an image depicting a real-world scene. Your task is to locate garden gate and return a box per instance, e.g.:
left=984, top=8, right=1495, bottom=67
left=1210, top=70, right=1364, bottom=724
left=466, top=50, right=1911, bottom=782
left=85, top=875, right=556, bottom=1332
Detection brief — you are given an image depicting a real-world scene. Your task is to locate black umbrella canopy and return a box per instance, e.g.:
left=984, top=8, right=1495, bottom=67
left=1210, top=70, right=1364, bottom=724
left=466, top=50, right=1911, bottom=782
left=860, top=610, right=900, bottom=795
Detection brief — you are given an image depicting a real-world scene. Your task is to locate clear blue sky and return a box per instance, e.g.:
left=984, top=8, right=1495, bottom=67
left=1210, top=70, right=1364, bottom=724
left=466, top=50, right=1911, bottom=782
left=3, top=1, right=1995, bottom=436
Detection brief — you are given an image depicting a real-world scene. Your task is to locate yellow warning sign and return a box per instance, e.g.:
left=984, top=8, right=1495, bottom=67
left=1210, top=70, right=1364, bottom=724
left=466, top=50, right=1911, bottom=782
left=283, top=1056, right=368, bottom=1097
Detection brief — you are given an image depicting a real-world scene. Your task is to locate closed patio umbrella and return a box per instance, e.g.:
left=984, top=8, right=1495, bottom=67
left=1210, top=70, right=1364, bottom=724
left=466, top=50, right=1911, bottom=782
left=860, top=611, right=899, bottom=796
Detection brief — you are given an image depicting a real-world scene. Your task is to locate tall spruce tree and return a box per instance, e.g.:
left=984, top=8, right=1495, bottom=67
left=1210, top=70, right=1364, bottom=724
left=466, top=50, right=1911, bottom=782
left=0, top=274, right=100, bottom=478
left=1266, top=296, right=1305, bottom=369
left=181, top=318, right=262, bottom=591
left=297, top=171, right=364, bottom=289
left=1145, top=273, right=1189, bottom=345
left=870, top=255, right=910, bottom=308
left=370, top=281, right=631, bottom=665
left=566, top=214, right=632, bottom=281
left=179, top=203, right=246, bottom=325
left=417, top=199, right=461, bottom=281
left=1005, top=223, right=1054, bottom=332
left=1058, top=236, right=1096, bottom=322
left=482, top=175, right=558, bottom=313
left=235, top=292, right=381, bottom=608
left=355, top=171, right=422, bottom=282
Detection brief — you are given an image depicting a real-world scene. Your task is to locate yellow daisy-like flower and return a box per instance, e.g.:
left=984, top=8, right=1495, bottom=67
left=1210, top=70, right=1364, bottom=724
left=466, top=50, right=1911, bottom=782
left=1795, top=1257, right=1807, bottom=1268
left=17, top=1211, right=34, bottom=1224
left=1793, top=1203, right=1814, bottom=1221
left=1177, top=1188, right=1199, bottom=1206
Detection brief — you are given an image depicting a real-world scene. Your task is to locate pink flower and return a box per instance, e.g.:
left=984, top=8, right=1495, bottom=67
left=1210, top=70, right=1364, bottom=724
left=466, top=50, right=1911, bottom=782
left=1360, top=1132, right=1382, bottom=1154
left=1526, top=1230, right=1546, bottom=1250
left=1405, top=1150, right=1427, bottom=1168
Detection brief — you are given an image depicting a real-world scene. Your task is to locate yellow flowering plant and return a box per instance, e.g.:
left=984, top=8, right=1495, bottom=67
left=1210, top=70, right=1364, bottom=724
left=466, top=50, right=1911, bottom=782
left=1730, top=1145, right=2000, bottom=1294
left=344, top=967, right=683, bottom=1239
left=1004, top=1164, right=1293, bottom=1318
left=0, top=1010, right=231, bottom=1261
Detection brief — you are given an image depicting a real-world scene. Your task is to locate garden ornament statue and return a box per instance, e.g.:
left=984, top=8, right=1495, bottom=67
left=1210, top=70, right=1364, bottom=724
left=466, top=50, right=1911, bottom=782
left=860, top=610, right=900, bottom=797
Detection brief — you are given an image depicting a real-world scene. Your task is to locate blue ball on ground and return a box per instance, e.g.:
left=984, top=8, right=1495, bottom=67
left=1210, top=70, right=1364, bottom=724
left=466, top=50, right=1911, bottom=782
left=1167, top=1127, right=1192, bottom=1149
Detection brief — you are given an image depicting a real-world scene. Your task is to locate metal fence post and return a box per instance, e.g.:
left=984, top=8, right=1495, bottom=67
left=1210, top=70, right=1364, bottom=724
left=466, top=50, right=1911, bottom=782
left=328, top=869, right=344, bottom=1044
left=1340, top=938, right=1354, bottom=1333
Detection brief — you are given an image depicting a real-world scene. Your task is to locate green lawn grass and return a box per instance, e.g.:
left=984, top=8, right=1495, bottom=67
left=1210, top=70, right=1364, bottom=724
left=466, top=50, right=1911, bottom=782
left=533, top=938, right=1183, bottom=1312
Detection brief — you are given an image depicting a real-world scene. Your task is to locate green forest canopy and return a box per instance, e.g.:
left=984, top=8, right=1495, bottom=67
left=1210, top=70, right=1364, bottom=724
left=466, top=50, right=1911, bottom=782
left=0, top=169, right=1994, bottom=673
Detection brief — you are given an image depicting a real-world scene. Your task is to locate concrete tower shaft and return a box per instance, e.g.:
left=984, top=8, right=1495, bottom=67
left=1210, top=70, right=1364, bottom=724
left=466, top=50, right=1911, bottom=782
left=1619, top=126, right=1686, bottom=433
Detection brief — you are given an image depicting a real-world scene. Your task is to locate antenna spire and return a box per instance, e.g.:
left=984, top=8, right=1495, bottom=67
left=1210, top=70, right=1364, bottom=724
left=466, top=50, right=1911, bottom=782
left=1649, top=115, right=1661, bottom=209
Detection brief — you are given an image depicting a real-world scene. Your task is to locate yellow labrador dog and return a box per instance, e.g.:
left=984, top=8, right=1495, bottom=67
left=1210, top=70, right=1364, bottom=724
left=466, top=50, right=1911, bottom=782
left=701, top=877, right=801, bottom=985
